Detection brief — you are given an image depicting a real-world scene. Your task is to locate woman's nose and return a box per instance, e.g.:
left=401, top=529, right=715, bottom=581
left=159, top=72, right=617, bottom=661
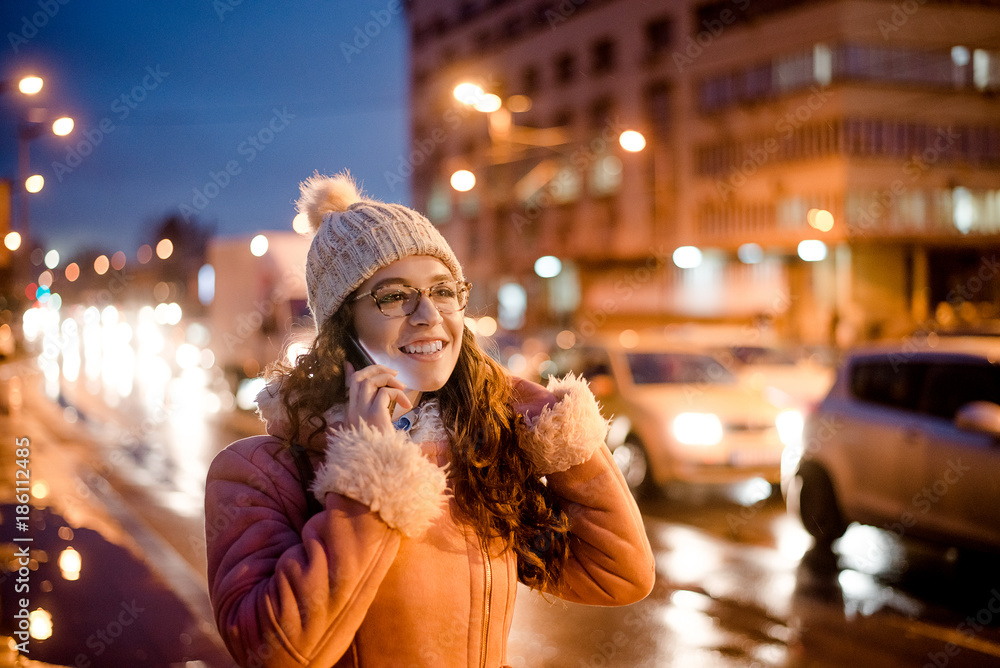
left=407, top=291, right=444, bottom=325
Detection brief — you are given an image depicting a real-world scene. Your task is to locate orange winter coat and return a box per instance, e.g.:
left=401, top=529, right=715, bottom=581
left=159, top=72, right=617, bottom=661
left=204, top=374, right=655, bottom=667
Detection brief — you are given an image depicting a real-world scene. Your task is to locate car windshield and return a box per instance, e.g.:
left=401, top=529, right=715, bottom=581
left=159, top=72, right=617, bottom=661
left=727, top=346, right=798, bottom=365
left=626, top=352, right=737, bottom=385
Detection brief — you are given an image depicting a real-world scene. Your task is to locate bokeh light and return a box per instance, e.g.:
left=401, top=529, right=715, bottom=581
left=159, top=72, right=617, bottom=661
left=156, top=238, right=174, bottom=259
left=450, top=170, right=476, bottom=192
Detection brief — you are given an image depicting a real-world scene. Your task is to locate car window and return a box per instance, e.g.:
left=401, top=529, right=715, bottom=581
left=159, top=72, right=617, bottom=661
left=918, top=362, right=1000, bottom=419
left=727, top=346, right=798, bottom=365
left=550, top=347, right=613, bottom=381
left=849, top=359, right=928, bottom=411
left=626, top=353, right=737, bottom=385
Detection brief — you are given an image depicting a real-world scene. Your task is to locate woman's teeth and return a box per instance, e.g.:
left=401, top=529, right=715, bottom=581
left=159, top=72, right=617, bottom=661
left=402, top=341, right=443, bottom=355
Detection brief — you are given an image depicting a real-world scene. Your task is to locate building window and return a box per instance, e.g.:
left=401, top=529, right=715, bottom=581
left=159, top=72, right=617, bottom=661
left=589, top=155, right=623, bottom=197
left=555, top=52, right=576, bottom=85
left=458, top=1, right=481, bottom=22
left=503, top=14, right=525, bottom=40
left=974, top=49, right=1000, bottom=91
left=699, top=42, right=1000, bottom=114
left=645, top=16, right=673, bottom=61
left=589, top=95, right=615, bottom=130
left=592, top=38, right=617, bottom=75
left=552, top=109, right=574, bottom=128
left=644, top=81, right=672, bottom=138
left=521, top=65, right=540, bottom=95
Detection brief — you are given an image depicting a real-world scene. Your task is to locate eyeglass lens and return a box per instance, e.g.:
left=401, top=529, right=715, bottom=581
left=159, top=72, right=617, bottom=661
left=374, top=282, right=468, bottom=316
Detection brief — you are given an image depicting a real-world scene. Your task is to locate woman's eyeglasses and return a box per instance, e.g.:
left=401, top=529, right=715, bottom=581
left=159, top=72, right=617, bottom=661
left=353, top=281, right=472, bottom=318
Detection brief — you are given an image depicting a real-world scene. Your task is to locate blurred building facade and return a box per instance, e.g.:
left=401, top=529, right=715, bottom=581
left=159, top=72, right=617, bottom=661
left=406, top=0, right=1000, bottom=345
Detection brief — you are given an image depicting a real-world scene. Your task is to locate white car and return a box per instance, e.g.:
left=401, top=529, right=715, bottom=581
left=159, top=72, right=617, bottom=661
left=714, top=344, right=835, bottom=412
left=784, top=338, right=1000, bottom=552
left=548, top=336, right=804, bottom=496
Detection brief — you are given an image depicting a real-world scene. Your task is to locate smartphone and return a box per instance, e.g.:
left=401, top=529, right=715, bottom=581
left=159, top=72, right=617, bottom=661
left=345, top=335, right=399, bottom=417
left=345, top=334, right=375, bottom=370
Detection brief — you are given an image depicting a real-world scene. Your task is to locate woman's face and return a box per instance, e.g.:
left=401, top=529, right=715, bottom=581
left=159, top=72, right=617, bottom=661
left=352, top=255, right=465, bottom=393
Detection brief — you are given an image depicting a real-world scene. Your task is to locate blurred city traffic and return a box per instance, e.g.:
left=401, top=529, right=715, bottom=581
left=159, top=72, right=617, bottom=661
left=3, top=0, right=1000, bottom=666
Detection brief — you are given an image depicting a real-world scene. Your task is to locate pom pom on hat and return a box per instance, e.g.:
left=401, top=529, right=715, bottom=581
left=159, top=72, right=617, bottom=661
left=297, top=171, right=364, bottom=233
left=299, top=170, right=465, bottom=329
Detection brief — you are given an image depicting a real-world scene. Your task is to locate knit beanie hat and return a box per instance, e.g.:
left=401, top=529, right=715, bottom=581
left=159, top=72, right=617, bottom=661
left=299, top=171, right=465, bottom=329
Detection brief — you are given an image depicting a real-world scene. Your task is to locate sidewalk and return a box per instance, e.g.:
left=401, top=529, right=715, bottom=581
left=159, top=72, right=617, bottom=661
left=0, top=361, right=234, bottom=668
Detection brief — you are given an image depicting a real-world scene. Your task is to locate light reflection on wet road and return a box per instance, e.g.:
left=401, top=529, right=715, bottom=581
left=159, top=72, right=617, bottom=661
left=22, top=304, right=1000, bottom=667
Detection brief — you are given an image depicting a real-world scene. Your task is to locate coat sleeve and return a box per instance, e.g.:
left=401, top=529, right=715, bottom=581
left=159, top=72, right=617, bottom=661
left=205, top=429, right=447, bottom=666
left=514, top=374, right=656, bottom=606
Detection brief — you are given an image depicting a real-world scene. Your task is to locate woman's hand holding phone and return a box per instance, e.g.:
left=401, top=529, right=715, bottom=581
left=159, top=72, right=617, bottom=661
left=344, top=339, right=411, bottom=433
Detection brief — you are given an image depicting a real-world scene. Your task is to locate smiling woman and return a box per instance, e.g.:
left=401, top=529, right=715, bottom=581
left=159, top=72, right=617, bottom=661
left=203, top=170, right=656, bottom=667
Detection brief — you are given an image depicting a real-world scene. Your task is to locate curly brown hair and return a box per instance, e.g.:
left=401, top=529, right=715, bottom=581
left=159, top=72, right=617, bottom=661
left=266, top=303, right=571, bottom=590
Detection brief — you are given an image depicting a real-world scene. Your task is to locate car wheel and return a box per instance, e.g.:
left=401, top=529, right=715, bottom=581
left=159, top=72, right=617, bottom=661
left=795, top=463, right=846, bottom=548
left=612, top=435, right=656, bottom=499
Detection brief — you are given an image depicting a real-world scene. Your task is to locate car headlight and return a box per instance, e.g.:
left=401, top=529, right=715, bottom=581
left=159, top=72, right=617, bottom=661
left=776, top=409, right=804, bottom=448
left=672, top=412, right=723, bottom=446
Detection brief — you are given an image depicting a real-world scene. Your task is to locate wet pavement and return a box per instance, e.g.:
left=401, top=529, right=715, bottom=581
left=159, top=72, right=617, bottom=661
left=507, top=489, right=1000, bottom=668
left=0, top=358, right=232, bottom=668
left=5, top=300, right=1000, bottom=667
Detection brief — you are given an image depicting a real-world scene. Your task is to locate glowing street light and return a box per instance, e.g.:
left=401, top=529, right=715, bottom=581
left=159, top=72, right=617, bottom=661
left=292, top=212, right=311, bottom=234
left=453, top=82, right=485, bottom=106
left=156, top=238, right=174, bottom=260
left=450, top=169, right=476, bottom=192
left=534, top=255, right=562, bottom=278
left=672, top=246, right=703, bottom=269
left=807, top=208, right=834, bottom=232
left=25, top=174, right=44, bottom=193
left=250, top=234, right=269, bottom=257
left=52, top=116, right=74, bottom=136
left=798, top=240, right=828, bottom=262
left=18, top=76, right=43, bottom=95
left=619, top=130, right=647, bottom=152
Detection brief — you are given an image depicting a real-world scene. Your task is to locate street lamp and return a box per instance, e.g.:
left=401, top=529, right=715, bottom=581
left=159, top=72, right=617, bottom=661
left=17, top=109, right=75, bottom=243
left=0, top=75, right=43, bottom=96
left=19, top=77, right=43, bottom=95
left=619, top=130, right=647, bottom=153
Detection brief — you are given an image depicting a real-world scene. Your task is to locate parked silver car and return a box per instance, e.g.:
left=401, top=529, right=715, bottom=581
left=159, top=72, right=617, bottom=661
left=548, top=335, right=804, bottom=497
left=784, top=338, right=1000, bottom=552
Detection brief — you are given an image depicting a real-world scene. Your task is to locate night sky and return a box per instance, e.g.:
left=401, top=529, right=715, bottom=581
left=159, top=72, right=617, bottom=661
left=0, top=0, right=410, bottom=259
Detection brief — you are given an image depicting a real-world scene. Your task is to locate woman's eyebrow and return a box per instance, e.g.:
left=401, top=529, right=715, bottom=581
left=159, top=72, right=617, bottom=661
left=370, top=274, right=453, bottom=290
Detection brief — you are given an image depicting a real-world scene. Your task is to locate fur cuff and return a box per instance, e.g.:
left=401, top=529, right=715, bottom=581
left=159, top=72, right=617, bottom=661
left=311, top=422, right=448, bottom=537
left=517, top=373, right=610, bottom=475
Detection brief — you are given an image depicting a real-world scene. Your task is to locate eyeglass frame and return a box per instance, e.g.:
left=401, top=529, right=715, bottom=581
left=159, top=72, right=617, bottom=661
left=351, top=280, right=473, bottom=318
